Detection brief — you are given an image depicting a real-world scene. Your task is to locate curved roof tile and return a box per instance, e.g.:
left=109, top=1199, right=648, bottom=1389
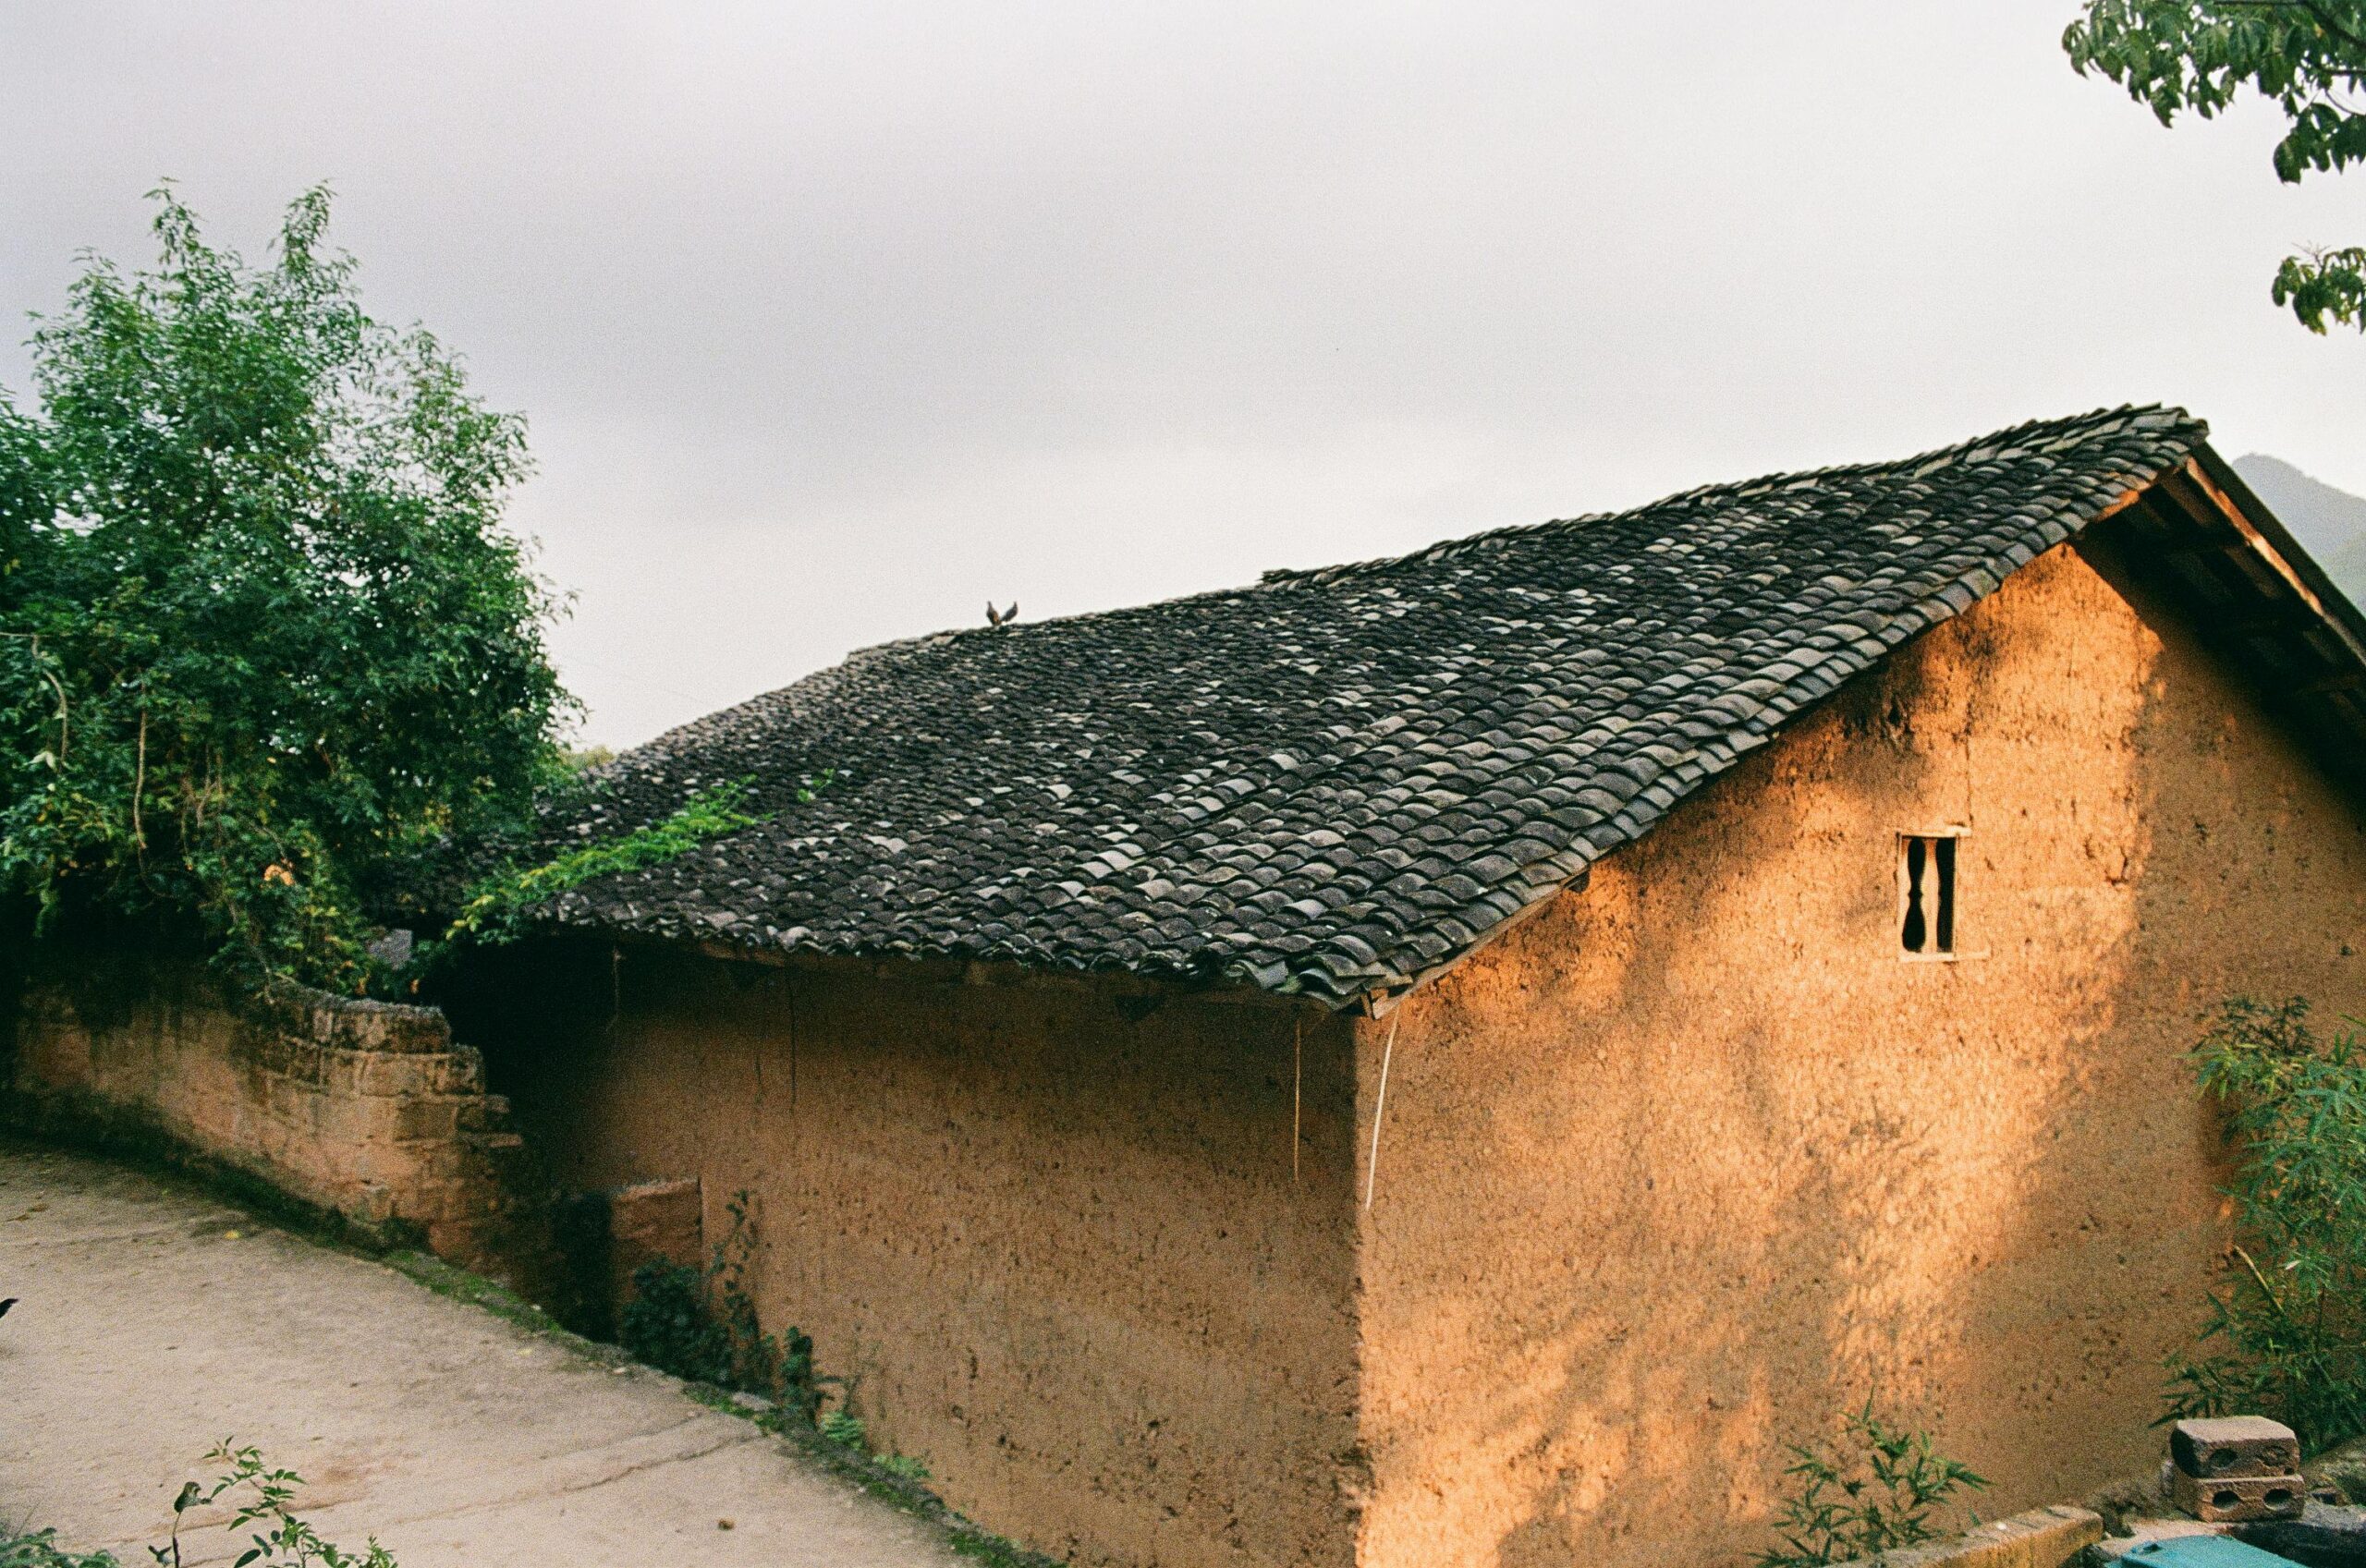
left=536, top=406, right=2205, bottom=1004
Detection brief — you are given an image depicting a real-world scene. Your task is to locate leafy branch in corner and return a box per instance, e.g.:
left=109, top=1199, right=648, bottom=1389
left=152, top=1442, right=394, bottom=1568
left=2065, top=0, right=2366, bottom=332
left=1, top=1526, right=116, bottom=1568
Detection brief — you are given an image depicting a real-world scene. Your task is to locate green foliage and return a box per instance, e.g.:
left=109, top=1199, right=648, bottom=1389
left=618, top=1256, right=736, bottom=1387
left=617, top=1190, right=826, bottom=1423
left=151, top=1443, right=393, bottom=1568
left=442, top=778, right=777, bottom=947
left=0, top=187, right=569, bottom=992
left=2275, top=244, right=2366, bottom=330
left=424, top=770, right=826, bottom=970
left=1, top=1529, right=116, bottom=1568
left=5, top=1443, right=402, bottom=1568
left=1754, top=1402, right=1988, bottom=1568
left=2166, top=997, right=2366, bottom=1452
left=2065, top=1, right=2366, bottom=332
left=817, top=1409, right=930, bottom=1481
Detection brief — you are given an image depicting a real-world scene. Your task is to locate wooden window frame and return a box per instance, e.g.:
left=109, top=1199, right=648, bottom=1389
left=1896, top=826, right=1972, bottom=963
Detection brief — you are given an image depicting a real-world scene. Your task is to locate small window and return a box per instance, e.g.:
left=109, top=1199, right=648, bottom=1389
left=1898, top=833, right=1959, bottom=957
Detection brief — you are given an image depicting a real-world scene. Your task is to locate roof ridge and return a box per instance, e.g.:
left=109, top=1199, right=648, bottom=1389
left=1277, top=403, right=2194, bottom=587
left=745, top=405, right=2198, bottom=703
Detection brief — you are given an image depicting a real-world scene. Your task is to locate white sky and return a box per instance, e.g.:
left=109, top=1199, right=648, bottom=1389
left=3, top=3, right=2359, bottom=747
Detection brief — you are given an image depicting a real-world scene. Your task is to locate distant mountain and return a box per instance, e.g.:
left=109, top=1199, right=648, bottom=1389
left=2233, top=454, right=2366, bottom=615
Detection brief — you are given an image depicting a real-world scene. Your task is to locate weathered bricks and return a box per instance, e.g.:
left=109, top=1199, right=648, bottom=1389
left=2172, top=1418, right=2304, bottom=1482
left=2, top=957, right=546, bottom=1288
left=2168, top=1417, right=2305, bottom=1525
left=2172, top=1470, right=2307, bottom=1525
left=609, top=1176, right=704, bottom=1298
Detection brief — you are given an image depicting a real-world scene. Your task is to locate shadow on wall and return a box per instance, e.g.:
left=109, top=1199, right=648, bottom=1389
left=1350, top=538, right=2366, bottom=1568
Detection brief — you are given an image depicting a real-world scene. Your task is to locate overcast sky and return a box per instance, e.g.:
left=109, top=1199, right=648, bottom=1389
left=4, top=3, right=2359, bottom=747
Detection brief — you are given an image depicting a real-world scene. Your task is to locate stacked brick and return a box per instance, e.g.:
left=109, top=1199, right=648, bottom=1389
left=2167, top=1417, right=2307, bottom=1525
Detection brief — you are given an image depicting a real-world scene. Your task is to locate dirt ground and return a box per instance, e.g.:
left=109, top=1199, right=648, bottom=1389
left=0, top=1139, right=969, bottom=1568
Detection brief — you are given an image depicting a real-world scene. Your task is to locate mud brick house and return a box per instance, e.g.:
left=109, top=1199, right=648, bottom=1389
left=442, top=407, right=2366, bottom=1568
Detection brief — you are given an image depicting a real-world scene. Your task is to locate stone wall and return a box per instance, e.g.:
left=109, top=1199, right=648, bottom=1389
left=0, top=953, right=539, bottom=1277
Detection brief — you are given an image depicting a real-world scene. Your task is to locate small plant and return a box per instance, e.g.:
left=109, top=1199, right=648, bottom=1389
left=617, top=1190, right=825, bottom=1423
left=817, top=1409, right=929, bottom=1480
left=151, top=1443, right=394, bottom=1568
left=2166, top=997, right=2366, bottom=1453
left=710, top=1191, right=824, bottom=1424
left=1754, top=1402, right=1987, bottom=1568
left=2, top=1527, right=116, bottom=1568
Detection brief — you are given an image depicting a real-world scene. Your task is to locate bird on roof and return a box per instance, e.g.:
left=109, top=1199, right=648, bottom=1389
left=0, top=1297, right=15, bottom=1321
left=986, top=602, right=1018, bottom=627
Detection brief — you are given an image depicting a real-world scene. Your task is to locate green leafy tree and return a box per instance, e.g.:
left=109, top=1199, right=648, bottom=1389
left=2065, top=2, right=2366, bottom=332
left=0, top=187, right=570, bottom=992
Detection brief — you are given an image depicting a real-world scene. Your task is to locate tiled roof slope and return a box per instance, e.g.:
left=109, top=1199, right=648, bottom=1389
left=543, top=406, right=2206, bottom=1005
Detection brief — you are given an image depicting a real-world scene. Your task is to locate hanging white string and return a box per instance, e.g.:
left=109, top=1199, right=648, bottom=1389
left=1291, top=1020, right=1302, bottom=1185
left=1362, top=1011, right=1400, bottom=1211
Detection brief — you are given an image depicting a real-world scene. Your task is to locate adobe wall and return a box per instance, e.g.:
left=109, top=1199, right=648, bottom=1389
left=1347, top=534, right=2366, bottom=1568
left=445, top=945, right=1363, bottom=1568
left=1, top=953, right=536, bottom=1273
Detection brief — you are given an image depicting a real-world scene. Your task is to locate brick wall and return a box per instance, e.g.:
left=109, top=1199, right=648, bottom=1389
left=0, top=953, right=542, bottom=1280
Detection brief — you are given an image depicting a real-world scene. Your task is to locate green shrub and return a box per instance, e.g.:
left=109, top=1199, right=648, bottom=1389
left=152, top=1442, right=396, bottom=1568
left=0, top=188, right=568, bottom=995
left=1, top=1442, right=398, bottom=1568
left=1754, top=1402, right=1986, bottom=1567
left=2167, top=997, right=2366, bottom=1453
left=616, top=1191, right=824, bottom=1423
left=618, top=1256, right=736, bottom=1388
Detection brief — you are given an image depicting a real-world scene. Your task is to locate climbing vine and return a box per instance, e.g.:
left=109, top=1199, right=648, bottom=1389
left=444, top=780, right=768, bottom=946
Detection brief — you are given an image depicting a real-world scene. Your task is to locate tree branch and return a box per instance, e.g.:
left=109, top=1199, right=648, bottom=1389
left=2221, top=0, right=2366, bottom=60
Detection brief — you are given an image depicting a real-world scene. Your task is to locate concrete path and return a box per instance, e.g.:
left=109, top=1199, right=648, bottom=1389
left=0, top=1139, right=968, bottom=1568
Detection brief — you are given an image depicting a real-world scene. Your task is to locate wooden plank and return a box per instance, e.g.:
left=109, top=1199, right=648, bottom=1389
left=2182, top=458, right=2366, bottom=672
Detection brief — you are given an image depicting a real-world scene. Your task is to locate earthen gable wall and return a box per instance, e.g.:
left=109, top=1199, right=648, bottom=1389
left=1347, top=533, right=2366, bottom=1568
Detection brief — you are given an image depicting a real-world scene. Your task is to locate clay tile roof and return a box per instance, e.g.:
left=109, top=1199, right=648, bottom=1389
left=538, top=405, right=2208, bottom=1005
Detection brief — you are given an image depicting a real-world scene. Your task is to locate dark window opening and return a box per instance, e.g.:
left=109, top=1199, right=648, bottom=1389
left=1900, top=833, right=1957, bottom=955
